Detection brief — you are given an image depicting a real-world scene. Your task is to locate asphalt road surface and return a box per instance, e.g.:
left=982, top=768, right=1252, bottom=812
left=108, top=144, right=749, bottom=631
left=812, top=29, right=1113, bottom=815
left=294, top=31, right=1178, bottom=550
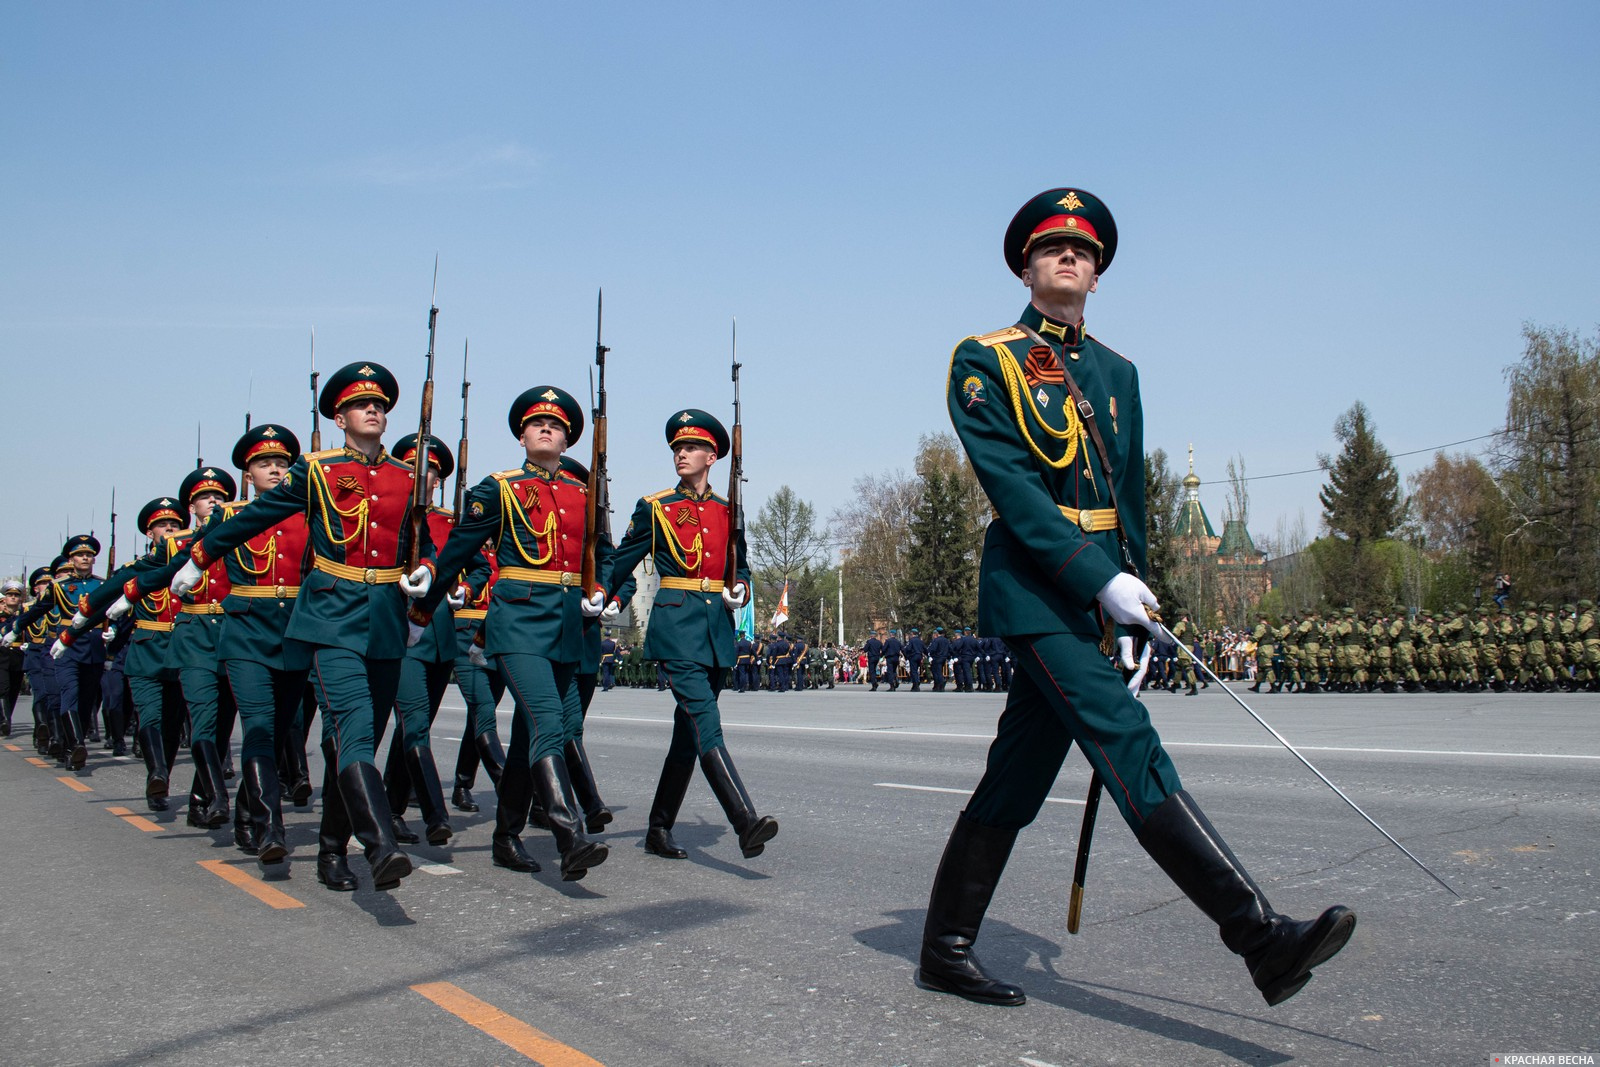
left=2, top=683, right=1595, bottom=1066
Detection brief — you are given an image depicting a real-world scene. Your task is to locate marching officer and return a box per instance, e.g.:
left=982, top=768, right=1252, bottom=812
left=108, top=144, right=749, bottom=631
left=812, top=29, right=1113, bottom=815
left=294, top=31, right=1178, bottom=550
left=864, top=630, right=883, bottom=691
left=412, top=386, right=611, bottom=882
left=0, top=579, right=24, bottom=738
left=916, top=188, right=1353, bottom=1009
left=171, top=362, right=429, bottom=891
left=601, top=630, right=620, bottom=691
left=952, top=627, right=978, bottom=692
left=604, top=408, right=777, bottom=862
left=883, top=628, right=903, bottom=691
left=447, top=543, right=507, bottom=814
left=928, top=626, right=951, bottom=692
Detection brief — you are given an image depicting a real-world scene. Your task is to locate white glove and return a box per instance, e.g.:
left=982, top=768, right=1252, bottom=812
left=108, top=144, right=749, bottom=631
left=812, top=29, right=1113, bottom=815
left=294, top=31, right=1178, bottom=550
left=50, top=638, right=69, bottom=660
left=406, top=620, right=425, bottom=647
left=105, top=626, right=118, bottom=643
left=399, top=566, right=433, bottom=599
left=1096, top=572, right=1161, bottom=634
left=0, top=632, right=16, bottom=649
left=580, top=590, right=606, bottom=618
left=106, top=596, right=133, bottom=620
left=721, top=582, right=749, bottom=610
left=600, top=599, right=622, bottom=622
left=445, top=586, right=468, bottom=610
left=171, top=560, right=203, bottom=596
left=1126, top=642, right=1153, bottom=696
left=69, top=611, right=88, bottom=629
left=467, top=644, right=489, bottom=669
left=1115, top=635, right=1138, bottom=671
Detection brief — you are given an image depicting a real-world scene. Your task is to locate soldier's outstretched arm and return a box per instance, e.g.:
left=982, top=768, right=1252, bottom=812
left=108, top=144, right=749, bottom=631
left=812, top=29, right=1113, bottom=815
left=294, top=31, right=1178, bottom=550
left=606, top=496, right=655, bottom=608
left=416, top=475, right=500, bottom=615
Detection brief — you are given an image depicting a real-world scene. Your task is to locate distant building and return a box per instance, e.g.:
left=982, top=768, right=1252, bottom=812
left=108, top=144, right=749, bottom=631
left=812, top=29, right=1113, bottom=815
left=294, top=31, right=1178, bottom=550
left=1170, top=446, right=1271, bottom=619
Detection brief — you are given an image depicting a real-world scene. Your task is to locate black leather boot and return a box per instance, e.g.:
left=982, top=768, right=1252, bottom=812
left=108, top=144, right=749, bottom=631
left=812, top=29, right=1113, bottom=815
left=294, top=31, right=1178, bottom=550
left=452, top=737, right=480, bottom=812
left=1136, top=790, right=1356, bottom=1006
left=490, top=760, right=539, bottom=873
left=531, top=755, right=607, bottom=881
left=914, top=814, right=1026, bottom=1006
left=234, top=766, right=261, bottom=855
left=563, top=737, right=613, bottom=834
left=191, top=740, right=231, bottom=828
left=404, top=746, right=453, bottom=845
left=281, top=722, right=313, bottom=807
left=139, top=725, right=170, bottom=812
left=244, top=756, right=288, bottom=864
left=338, top=761, right=412, bottom=890
left=644, top=757, right=694, bottom=859
left=699, top=746, right=778, bottom=858
left=384, top=739, right=422, bottom=844
left=315, top=742, right=358, bottom=891
left=63, top=711, right=88, bottom=770
left=474, top=730, right=506, bottom=787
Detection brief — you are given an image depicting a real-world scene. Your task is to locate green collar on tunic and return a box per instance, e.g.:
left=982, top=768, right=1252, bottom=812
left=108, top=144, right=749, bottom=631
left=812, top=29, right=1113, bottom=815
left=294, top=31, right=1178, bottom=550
left=1020, top=304, right=1086, bottom=347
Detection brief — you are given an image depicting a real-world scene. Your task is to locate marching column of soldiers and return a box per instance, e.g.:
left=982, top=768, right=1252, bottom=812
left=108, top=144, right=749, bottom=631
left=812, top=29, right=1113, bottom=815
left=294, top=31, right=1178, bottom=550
left=0, top=360, right=778, bottom=892
left=1225, top=605, right=1600, bottom=695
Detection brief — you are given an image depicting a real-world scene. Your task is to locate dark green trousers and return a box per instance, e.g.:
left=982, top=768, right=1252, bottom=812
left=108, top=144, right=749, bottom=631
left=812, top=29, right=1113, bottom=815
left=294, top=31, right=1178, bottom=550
left=965, top=632, right=1182, bottom=832
left=495, top=653, right=579, bottom=767
left=659, top=660, right=726, bottom=761
left=310, top=648, right=400, bottom=772
left=223, top=659, right=309, bottom=762
left=455, top=654, right=505, bottom=737
left=388, top=657, right=452, bottom=753
left=179, top=665, right=235, bottom=753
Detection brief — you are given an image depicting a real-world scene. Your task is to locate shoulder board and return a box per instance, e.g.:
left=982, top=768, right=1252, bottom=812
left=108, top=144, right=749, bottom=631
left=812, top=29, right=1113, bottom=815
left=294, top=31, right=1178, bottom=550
left=1086, top=333, right=1133, bottom=364
left=222, top=501, right=247, bottom=516
left=710, top=492, right=729, bottom=506
left=556, top=471, right=585, bottom=486
left=491, top=468, right=524, bottom=482
left=644, top=488, right=676, bottom=503
left=307, top=448, right=344, bottom=461
left=972, top=326, right=1028, bottom=347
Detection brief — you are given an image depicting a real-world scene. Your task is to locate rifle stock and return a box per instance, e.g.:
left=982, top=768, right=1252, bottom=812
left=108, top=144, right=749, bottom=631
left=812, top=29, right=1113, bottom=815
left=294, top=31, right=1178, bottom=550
left=453, top=339, right=470, bottom=523
left=724, top=321, right=744, bottom=591
left=406, top=259, right=440, bottom=574
left=582, top=290, right=609, bottom=597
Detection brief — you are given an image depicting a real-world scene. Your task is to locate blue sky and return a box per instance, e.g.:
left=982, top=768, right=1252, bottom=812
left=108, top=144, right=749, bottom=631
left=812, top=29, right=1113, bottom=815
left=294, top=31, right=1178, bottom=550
left=4, top=2, right=1596, bottom=574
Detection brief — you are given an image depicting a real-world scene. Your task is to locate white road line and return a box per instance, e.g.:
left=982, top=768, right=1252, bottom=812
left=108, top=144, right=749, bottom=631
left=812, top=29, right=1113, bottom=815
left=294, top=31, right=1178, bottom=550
left=877, top=782, right=1085, bottom=806
left=416, top=863, right=462, bottom=876
left=587, top=715, right=1600, bottom=762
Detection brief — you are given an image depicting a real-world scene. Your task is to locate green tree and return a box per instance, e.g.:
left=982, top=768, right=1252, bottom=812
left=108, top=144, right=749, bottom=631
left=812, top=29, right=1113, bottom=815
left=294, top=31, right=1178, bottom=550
left=901, top=468, right=978, bottom=627
left=1143, top=448, right=1182, bottom=609
left=748, top=486, right=827, bottom=619
left=1493, top=324, right=1600, bottom=602
left=1319, top=401, right=1404, bottom=545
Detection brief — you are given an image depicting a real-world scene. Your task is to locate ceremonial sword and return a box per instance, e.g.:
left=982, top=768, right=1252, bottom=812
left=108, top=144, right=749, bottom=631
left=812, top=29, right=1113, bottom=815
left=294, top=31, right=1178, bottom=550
left=1152, top=615, right=1459, bottom=897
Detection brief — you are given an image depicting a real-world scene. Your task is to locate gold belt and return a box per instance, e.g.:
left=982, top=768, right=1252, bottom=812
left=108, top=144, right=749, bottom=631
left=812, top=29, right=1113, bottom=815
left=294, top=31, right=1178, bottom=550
left=498, top=566, right=581, bottom=586
left=660, top=576, right=725, bottom=593
left=1058, top=506, right=1120, bottom=532
left=313, top=556, right=405, bottom=585
left=135, top=620, right=174, bottom=632
left=455, top=608, right=488, bottom=620
left=230, top=585, right=300, bottom=599
left=180, top=603, right=225, bottom=615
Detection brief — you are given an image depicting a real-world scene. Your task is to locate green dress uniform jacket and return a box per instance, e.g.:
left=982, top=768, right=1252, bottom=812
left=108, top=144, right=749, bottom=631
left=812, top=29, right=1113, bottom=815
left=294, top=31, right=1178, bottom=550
left=213, top=499, right=312, bottom=671
left=609, top=484, right=751, bottom=669
left=947, top=305, right=1145, bottom=640
left=419, top=461, right=610, bottom=663
left=187, top=446, right=430, bottom=659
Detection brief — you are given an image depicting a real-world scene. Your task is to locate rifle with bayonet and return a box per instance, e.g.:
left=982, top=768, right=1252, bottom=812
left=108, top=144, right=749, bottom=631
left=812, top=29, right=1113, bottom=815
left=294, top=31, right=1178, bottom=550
left=107, top=488, right=118, bottom=574
left=405, top=257, right=440, bottom=574
left=724, top=320, right=744, bottom=594
left=581, top=291, right=610, bottom=598
left=242, top=381, right=253, bottom=500
left=309, top=328, right=321, bottom=452
left=453, top=339, right=470, bottom=522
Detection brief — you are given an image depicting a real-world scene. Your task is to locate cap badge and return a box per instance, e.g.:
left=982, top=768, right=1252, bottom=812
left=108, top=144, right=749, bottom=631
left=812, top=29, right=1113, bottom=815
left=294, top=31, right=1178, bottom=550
left=538, top=389, right=558, bottom=401
left=203, top=468, right=217, bottom=477
left=262, top=427, right=278, bottom=438
left=358, top=365, right=376, bottom=377
left=678, top=412, right=693, bottom=423
left=1057, top=191, right=1085, bottom=211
